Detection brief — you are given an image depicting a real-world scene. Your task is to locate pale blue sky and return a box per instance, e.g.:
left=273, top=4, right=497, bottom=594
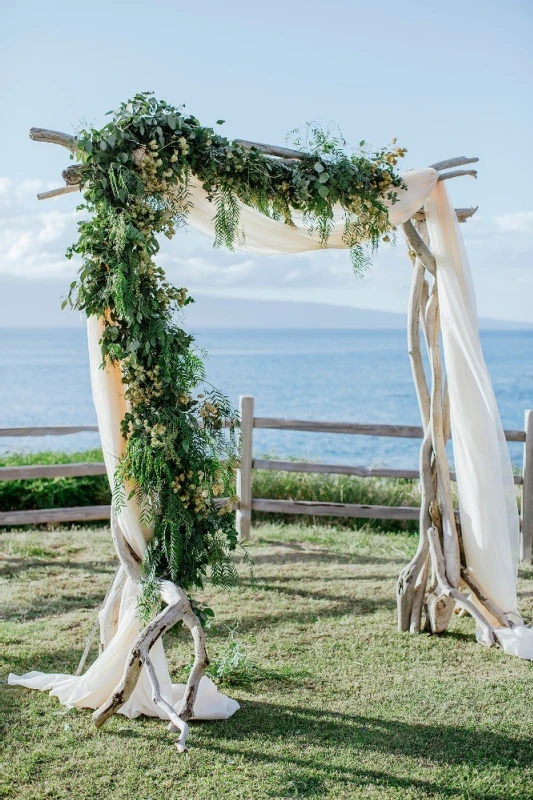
left=1, top=0, right=532, bottom=323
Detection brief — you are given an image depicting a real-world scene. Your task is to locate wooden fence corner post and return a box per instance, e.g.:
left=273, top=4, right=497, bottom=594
left=236, top=395, right=254, bottom=541
left=521, top=409, right=533, bottom=563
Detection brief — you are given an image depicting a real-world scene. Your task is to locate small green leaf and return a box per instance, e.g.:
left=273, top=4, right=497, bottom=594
left=314, top=162, right=324, bottom=173
left=99, top=140, right=107, bottom=151
left=317, top=184, right=329, bottom=198
left=216, top=120, right=225, bottom=125
left=318, top=172, right=329, bottom=183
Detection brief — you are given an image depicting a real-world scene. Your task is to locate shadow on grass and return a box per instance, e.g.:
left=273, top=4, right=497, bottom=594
left=250, top=538, right=409, bottom=566
left=199, top=701, right=531, bottom=798
left=0, top=558, right=117, bottom=579
left=0, top=592, right=106, bottom=622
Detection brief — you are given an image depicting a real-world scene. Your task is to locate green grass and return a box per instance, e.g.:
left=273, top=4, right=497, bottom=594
left=1, top=522, right=532, bottom=799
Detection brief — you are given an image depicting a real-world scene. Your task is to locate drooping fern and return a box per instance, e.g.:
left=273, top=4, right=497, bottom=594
left=65, top=93, right=405, bottom=619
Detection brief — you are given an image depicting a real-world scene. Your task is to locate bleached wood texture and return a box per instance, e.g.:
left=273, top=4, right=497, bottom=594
left=0, top=506, right=111, bottom=526
left=0, top=463, right=107, bottom=481
left=521, top=409, right=533, bottom=562
left=0, top=425, right=99, bottom=437
left=92, top=513, right=208, bottom=752
left=251, top=498, right=420, bottom=520
left=236, top=395, right=254, bottom=540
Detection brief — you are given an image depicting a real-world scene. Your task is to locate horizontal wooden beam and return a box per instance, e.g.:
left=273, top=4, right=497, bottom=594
left=412, top=206, right=478, bottom=224
left=251, top=458, right=523, bottom=485
left=0, top=463, right=107, bottom=481
left=37, top=184, right=80, bottom=201
left=29, top=127, right=78, bottom=152
left=251, top=498, right=420, bottom=520
left=0, top=426, right=99, bottom=437
left=429, top=156, right=479, bottom=171
left=0, top=505, right=111, bottom=526
left=251, top=418, right=526, bottom=442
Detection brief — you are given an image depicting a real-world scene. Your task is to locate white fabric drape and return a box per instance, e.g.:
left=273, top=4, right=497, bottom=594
left=10, top=167, right=532, bottom=718
left=9, top=316, right=240, bottom=719
left=425, top=183, right=533, bottom=658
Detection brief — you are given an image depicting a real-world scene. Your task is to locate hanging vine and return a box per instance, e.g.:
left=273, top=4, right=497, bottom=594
left=65, top=92, right=405, bottom=613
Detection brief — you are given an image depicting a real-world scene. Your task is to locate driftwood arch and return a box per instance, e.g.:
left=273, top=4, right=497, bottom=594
left=30, top=125, right=516, bottom=749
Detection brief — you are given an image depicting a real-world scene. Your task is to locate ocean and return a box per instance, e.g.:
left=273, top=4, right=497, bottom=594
left=1, top=327, right=532, bottom=469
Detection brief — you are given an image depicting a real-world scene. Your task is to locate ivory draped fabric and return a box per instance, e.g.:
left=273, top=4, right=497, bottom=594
left=9, top=166, right=533, bottom=721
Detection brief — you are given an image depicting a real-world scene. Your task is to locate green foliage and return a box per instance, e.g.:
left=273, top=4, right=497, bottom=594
left=0, top=450, right=109, bottom=513
left=60, top=92, right=405, bottom=613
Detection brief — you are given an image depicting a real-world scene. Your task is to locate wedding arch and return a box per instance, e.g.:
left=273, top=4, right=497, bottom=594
left=9, top=94, right=533, bottom=752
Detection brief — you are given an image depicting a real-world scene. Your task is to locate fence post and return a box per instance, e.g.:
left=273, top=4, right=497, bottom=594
left=521, top=409, right=533, bottom=563
left=236, top=395, right=254, bottom=541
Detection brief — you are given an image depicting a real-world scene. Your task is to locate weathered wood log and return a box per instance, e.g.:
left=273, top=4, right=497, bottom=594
left=236, top=395, right=254, bottom=541
left=521, top=409, right=533, bottom=562
left=412, top=206, right=478, bottom=223
left=92, top=512, right=208, bottom=752
left=401, top=221, right=437, bottom=275
left=251, top=498, right=420, bottom=520
left=438, top=169, right=477, bottom=182
left=37, top=185, right=80, bottom=201
left=397, top=239, right=433, bottom=632
left=0, top=505, right=111, bottom=526
left=429, top=157, right=479, bottom=171
left=425, top=284, right=461, bottom=588
left=29, top=127, right=78, bottom=152
left=0, top=425, right=99, bottom=437
left=427, top=523, right=496, bottom=645
left=0, top=462, right=107, bottom=481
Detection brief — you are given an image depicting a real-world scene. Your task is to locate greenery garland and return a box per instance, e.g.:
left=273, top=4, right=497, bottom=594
left=65, top=92, right=405, bottom=616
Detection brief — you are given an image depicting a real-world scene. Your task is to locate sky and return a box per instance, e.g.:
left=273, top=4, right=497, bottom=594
left=1, top=0, right=532, bottom=325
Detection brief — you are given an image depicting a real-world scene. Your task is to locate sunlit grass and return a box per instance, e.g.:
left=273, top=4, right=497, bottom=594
left=1, top=522, right=532, bottom=799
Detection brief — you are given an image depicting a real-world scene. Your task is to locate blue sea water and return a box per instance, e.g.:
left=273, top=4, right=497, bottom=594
left=1, top=328, right=532, bottom=469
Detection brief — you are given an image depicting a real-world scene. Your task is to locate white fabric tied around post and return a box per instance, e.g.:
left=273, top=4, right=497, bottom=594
left=9, top=316, right=239, bottom=720
left=424, top=182, right=533, bottom=658
left=10, top=166, right=532, bottom=721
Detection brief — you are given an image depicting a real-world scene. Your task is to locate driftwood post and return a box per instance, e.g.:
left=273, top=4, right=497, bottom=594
left=236, top=395, right=254, bottom=540
left=521, top=409, right=533, bottom=563
left=396, top=161, right=520, bottom=639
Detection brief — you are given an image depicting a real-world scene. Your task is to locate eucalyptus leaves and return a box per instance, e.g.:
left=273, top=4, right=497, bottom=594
left=65, top=92, right=404, bottom=614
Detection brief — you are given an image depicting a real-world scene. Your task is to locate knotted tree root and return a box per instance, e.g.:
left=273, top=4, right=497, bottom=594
left=92, top=511, right=208, bottom=752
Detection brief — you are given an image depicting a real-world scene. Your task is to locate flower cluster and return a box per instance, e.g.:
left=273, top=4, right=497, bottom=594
left=66, top=92, right=405, bottom=616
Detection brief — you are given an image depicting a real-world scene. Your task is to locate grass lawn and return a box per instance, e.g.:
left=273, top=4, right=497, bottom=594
left=1, top=522, right=532, bottom=799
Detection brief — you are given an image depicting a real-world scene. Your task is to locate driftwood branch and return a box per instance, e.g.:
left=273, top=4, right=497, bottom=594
left=37, top=185, right=80, bottom=201
left=234, top=139, right=303, bottom=160
left=427, top=525, right=496, bottom=646
left=438, top=169, right=477, bottom=182
left=412, top=207, right=478, bottom=223
left=29, top=127, right=78, bottom=153
left=92, top=511, right=208, bottom=752
left=430, top=156, right=479, bottom=171
left=401, top=221, right=437, bottom=275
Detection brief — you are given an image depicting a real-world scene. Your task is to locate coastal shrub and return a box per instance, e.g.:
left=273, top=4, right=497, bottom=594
left=0, top=449, right=421, bottom=532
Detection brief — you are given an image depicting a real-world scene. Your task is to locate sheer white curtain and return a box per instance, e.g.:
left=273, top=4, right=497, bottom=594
left=10, top=166, right=532, bottom=723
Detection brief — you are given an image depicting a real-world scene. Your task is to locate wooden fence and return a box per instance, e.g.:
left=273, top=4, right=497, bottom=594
left=1, top=401, right=532, bottom=560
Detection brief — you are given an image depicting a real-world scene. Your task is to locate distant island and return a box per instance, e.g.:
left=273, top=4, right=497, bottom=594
left=1, top=277, right=531, bottom=330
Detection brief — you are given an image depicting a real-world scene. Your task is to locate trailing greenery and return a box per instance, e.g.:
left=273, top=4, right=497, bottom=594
left=61, top=92, right=405, bottom=611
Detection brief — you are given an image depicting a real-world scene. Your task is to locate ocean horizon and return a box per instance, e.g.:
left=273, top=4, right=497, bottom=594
left=1, top=327, right=532, bottom=469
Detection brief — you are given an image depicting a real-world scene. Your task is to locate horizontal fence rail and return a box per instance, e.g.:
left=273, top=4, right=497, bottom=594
left=1, top=407, right=532, bottom=564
